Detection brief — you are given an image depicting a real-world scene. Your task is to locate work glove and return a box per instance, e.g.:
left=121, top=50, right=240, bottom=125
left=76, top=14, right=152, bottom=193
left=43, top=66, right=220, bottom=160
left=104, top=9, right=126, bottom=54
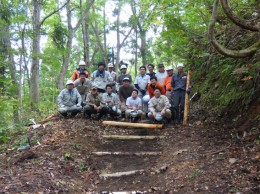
left=186, top=87, right=191, bottom=94
left=76, top=104, right=81, bottom=107
left=60, top=105, right=65, bottom=108
left=140, top=89, right=146, bottom=96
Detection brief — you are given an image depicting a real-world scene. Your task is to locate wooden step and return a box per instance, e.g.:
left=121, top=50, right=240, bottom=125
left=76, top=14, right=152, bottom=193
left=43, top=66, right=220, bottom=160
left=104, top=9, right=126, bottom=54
left=102, top=135, right=165, bottom=140
left=102, top=121, right=163, bottom=129
left=92, top=151, right=161, bottom=156
left=100, top=169, right=144, bottom=178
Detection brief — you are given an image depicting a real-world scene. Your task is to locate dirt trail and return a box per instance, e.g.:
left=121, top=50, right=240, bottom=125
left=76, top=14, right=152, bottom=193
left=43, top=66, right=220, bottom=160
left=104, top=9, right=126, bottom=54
left=0, top=117, right=259, bottom=193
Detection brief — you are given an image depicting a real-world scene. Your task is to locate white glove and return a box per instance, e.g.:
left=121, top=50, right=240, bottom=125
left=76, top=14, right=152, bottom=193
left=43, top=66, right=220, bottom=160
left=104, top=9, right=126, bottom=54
left=76, top=104, right=81, bottom=107
left=61, top=105, right=65, bottom=108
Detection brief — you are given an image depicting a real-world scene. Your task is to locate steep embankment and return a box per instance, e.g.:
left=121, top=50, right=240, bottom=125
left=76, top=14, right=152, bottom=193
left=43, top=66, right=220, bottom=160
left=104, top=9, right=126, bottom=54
left=0, top=115, right=259, bottom=193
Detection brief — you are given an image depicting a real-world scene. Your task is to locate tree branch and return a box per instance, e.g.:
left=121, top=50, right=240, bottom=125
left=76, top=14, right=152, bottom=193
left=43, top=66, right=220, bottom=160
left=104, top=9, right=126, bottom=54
left=72, top=0, right=95, bottom=32
left=221, top=0, right=259, bottom=32
left=119, top=27, right=133, bottom=48
left=208, top=0, right=260, bottom=58
left=40, top=0, right=70, bottom=26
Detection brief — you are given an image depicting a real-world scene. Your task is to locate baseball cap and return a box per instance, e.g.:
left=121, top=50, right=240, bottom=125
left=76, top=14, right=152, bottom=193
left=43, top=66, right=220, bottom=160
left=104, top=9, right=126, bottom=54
left=158, top=63, right=164, bottom=67
left=177, top=63, right=184, bottom=68
left=66, top=80, right=74, bottom=85
left=123, top=77, right=130, bottom=81
left=108, top=63, right=114, bottom=67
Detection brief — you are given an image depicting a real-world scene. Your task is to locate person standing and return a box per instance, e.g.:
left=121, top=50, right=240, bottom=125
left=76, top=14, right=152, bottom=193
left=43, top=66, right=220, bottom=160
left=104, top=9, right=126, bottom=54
left=134, top=66, right=150, bottom=99
left=71, top=60, right=90, bottom=81
left=155, top=63, right=167, bottom=84
left=107, top=63, right=118, bottom=93
left=118, top=77, right=134, bottom=113
left=117, top=64, right=132, bottom=86
left=147, top=64, right=156, bottom=77
left=58, top=80, right=82, bottom=118
left=91, top=62, right=112, bottom=93
left=73, top=72, right=91, bottom=104
left=148, top=88, right=171, bottom=126
left=171, top=63, right=192, bottom=124
left=163, top=66, right=174, bottom=101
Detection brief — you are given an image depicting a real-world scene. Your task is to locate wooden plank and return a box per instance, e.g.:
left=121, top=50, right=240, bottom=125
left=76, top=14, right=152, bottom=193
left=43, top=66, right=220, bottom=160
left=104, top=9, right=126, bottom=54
left=102, top=135, right=165, bottom=140
left=183, top=70, right=191, bottom=125
left=92, top=151, right=161, bottom=156
left=100, top=170, right=144, bottom=178
left=102, top=121, right=163, bottom=129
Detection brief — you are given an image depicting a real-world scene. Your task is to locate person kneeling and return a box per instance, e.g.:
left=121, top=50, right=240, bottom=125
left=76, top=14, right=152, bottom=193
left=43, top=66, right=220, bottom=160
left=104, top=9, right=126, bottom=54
left=148, top=88, right=171, bottom=126
left=58, top=80, right=82, bottom=118
left=102, top=84, right=121, bottom=120
left=125, top=89, right=144, bottom=122
left=83, top=85, right=107, bottom=119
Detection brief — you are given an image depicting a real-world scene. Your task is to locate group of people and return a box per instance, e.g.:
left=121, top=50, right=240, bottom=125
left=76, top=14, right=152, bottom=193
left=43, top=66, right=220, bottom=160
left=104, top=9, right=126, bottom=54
left=57, top=61, right=192, bottom=125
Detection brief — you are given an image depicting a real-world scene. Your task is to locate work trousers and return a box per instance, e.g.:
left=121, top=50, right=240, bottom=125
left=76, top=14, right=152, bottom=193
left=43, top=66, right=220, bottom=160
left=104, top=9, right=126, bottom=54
left=173, top=89, right=185, bottom=123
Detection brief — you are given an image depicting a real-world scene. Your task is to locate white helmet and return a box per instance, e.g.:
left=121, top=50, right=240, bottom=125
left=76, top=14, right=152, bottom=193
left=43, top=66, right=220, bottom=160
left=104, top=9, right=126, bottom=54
left=177, top=63, right=184, bottom=68
left=120, top=65, right=127, bottom=70
left=108, top=63, right=114, bottom=68
left=130, top=110, right=138, bottom=118
left=66, top=80, right=74, bottom=85
left=166, top=66, right=173, bottom=71
left=79, top=60, right=86, bottom=66
left=155, top=113, right=162, bottom=121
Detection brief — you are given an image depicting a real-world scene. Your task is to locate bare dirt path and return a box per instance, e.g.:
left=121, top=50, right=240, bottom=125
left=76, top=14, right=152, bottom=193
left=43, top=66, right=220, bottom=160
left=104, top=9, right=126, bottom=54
left=0, top=117, right=259, bottom=193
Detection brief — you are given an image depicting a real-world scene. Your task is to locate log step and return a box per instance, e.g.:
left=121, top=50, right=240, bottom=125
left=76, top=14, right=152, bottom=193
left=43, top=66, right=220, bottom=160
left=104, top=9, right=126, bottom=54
left=102, top=121, right=163, bottom=129
left=102, top=135, right=165, bottom=140
left=100, top=169, right=144, bottom=178
left=92, top=151, right=161, bottom=156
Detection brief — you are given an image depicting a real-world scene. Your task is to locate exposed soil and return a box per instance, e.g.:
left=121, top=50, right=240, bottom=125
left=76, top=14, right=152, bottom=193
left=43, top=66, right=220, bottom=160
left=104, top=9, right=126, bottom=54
left=0, top=104, right=259, bottom=193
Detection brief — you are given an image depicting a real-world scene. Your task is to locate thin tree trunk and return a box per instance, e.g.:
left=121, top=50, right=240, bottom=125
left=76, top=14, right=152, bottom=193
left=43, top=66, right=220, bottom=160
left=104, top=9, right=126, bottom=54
left=31, top=0, right=41, bottom=108
left=103, top=3, right=107, bottom=54
left=135, top=26, right=138, bottom=77
left=116, top=6, right=121, bottom=73
left=140, top=30, right=147, bottom=65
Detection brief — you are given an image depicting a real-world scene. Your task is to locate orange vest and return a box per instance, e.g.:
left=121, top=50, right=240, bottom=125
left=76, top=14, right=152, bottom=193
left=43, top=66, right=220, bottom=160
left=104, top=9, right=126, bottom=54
left=72, top=69, right=90, bottom=81
left=147, top=82, right=166, bottom=98
left=163, top=76, right=172, bottom=91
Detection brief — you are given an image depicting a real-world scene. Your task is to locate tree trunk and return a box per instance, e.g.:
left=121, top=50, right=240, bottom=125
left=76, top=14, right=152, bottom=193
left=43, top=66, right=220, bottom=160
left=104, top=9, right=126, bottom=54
left=140, top=30, right=147, bottom=65
left=31, top=0, right=41, bottom=108
left=115, top=6, right=121, bottom=73
left=134, top=26, right=138, bottom=77
left=82, top=0, right=90, bottom=66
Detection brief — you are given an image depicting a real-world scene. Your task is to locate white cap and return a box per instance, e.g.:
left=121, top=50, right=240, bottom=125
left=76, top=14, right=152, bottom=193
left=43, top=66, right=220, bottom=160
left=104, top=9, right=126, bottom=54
left=79, top=60, right=86, bottom=66
left=166, top=66, right=173, bottom=71
left=177, top=63, right=184, bottom=68
left=120, top=65, right=127, bottom=70
left=123, top=77, right=130, bottom=81
left=108, top=63, right=114, bottom=67
left=66, top=80, right=74, bottom=85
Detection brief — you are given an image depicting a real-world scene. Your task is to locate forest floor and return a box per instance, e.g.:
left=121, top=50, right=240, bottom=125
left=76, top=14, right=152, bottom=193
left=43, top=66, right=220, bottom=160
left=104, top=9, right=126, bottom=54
left=0, top=103, right=259, bottom=193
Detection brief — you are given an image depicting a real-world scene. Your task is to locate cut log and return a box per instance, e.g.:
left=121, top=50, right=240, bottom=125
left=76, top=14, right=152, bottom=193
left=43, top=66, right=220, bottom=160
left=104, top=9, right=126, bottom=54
left=102, top=121, right=163, bottom=129
left=102, top=135, right=165, bottom=140
left=183, top=70, right=191, bottom=125
left=92, top=151, right=161, bottom=156
left=100, top=170, right=144, bottom=178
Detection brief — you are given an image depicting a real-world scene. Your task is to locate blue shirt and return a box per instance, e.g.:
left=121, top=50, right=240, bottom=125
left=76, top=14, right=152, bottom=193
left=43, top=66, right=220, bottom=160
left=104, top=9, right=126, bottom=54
left=171, top=72, right=193, bottom=91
